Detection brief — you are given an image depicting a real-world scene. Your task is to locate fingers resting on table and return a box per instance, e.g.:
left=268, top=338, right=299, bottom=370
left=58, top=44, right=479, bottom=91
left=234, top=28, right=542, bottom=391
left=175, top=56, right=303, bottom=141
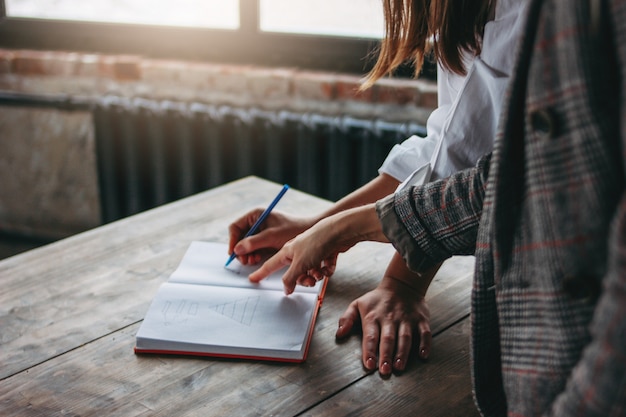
left=335, top=281, right=432, bottom=377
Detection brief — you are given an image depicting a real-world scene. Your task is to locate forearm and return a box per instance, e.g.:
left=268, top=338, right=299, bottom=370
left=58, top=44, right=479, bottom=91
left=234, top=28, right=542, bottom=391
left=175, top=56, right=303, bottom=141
left=317, top=203, right=390, bottom=248
left=314, top=173, right=400, bottom=223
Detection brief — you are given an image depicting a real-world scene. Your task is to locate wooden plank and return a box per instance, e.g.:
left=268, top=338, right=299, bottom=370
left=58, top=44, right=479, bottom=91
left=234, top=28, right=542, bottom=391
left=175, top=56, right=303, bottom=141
left=303, top=319, right=480, bottom=417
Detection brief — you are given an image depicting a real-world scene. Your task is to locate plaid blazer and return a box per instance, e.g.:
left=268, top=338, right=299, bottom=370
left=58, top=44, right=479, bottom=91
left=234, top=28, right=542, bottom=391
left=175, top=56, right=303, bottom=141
left=376, top=0, right=626, bottom=416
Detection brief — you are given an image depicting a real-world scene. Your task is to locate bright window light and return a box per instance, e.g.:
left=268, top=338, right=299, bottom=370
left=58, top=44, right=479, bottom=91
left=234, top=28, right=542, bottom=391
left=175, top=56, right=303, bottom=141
left=6, top=0, right=383, bottom=38
left=260, top=0, right=383, bottom=38
left=5, top=0, right=240, bottom=29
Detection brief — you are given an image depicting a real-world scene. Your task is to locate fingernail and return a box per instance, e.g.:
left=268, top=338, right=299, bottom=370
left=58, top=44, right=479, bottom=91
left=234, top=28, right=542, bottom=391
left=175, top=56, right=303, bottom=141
left=335, top=325, right=343, bottom=338
left=420, top=348, right=428, bottom=358
left=366, top=357, right=376, bottom=370
left=380, top=361, right=391, bottom=375
left=394, top=358, right=404, bottom=370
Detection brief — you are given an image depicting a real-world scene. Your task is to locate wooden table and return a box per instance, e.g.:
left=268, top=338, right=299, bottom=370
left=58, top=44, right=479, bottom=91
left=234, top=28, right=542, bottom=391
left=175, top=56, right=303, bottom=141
left=0, top=176, right=479, bottom=416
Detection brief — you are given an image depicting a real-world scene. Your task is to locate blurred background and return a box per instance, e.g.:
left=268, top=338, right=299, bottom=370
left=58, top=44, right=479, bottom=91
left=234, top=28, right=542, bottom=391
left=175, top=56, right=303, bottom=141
left=0, top=0, right=436, bottom=259
left=6, top=0, right=384, bottom=37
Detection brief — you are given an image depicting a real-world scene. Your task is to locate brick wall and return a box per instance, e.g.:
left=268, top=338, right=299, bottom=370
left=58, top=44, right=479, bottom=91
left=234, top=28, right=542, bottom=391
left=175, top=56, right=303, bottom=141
left=0, top=49, right=437, bottom=241
left=0, top=49, right=437, bottom=119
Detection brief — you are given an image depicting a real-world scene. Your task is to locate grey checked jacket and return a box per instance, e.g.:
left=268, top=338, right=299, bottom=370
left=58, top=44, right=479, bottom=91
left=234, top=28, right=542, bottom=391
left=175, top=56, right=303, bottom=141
left=376, top=0, right=626, bottom=416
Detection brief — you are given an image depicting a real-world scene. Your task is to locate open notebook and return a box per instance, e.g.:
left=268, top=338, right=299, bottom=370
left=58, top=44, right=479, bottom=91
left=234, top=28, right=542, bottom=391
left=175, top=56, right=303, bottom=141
left=134, top=241, right=327, bottom=362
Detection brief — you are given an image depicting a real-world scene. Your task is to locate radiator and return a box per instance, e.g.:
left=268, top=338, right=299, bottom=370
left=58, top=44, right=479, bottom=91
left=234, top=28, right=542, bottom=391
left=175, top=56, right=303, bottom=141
left=93, top=96, right=426, bottom=222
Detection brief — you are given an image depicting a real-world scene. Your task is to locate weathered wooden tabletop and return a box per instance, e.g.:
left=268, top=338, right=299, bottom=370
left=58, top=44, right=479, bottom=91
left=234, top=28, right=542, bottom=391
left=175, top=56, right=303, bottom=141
left=0, top=176, right=479, bottom=416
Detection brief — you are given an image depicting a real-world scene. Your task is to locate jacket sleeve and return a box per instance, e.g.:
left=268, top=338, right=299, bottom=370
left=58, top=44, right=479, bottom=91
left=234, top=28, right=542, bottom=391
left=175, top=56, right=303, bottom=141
left=375, top=153, right=491, bottom=272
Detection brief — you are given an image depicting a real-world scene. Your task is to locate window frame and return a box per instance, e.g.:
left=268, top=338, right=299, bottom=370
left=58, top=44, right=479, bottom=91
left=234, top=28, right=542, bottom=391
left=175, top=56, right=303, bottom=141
left=0, top=0, right=382, bottom=74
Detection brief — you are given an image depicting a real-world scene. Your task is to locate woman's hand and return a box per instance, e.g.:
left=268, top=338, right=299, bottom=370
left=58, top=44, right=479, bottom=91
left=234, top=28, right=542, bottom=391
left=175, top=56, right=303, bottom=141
left=248, top=217, right=354, bottom=294
left=249, top=204, right=388, bottom=294
left=336, top=255, right=440, bottom=376
left=336, top=275, right=432, bottom=377
left=228, top=209, right=315, bottom=265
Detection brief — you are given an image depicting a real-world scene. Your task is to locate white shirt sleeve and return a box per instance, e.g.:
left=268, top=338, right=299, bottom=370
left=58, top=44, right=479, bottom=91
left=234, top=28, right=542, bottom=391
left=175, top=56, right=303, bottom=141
left=377, top=64, right=464, bottom=183
left=378, top=0, right=528, bottom=184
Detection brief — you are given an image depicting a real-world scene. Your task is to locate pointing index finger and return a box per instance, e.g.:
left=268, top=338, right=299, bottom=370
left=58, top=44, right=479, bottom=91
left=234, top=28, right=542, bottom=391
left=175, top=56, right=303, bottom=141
left=248, top=250, right=294, bottom=289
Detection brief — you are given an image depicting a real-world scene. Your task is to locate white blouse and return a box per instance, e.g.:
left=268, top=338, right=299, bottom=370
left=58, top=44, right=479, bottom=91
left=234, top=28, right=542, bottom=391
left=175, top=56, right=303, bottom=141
left=378, top=0, right=529, bottom=185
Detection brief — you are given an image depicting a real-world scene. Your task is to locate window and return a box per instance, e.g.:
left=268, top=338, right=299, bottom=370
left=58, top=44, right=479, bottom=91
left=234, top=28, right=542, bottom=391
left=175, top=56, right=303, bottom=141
left=0, top=0, right=387, bottom=74
left=259, top=0, right=383, bottom=38
left=5, top=0, right=240, bottom=29
left=4, top=0, right=384, bottom=37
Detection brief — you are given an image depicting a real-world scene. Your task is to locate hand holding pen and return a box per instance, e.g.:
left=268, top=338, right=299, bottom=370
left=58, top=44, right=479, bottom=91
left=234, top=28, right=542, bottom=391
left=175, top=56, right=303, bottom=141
left=226, top=184, right=290, bottom=267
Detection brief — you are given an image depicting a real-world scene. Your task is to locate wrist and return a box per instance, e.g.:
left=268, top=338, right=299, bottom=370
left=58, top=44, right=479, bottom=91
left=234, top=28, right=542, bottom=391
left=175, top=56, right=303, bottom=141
left=335, top=204, right=388, bottom=245
left=381, top=253, right=441, bottom=298
left=379, top=274, right=426, bottom=301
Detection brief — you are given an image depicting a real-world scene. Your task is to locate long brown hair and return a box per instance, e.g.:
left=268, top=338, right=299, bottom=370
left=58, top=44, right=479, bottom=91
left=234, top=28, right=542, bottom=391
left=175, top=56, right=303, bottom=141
left=362, top=0, right=493, bottom=89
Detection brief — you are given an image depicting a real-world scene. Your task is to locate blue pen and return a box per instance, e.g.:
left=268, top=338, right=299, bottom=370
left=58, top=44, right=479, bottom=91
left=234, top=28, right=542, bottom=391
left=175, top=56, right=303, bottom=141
left=225, top=184, right=290, bottom=267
